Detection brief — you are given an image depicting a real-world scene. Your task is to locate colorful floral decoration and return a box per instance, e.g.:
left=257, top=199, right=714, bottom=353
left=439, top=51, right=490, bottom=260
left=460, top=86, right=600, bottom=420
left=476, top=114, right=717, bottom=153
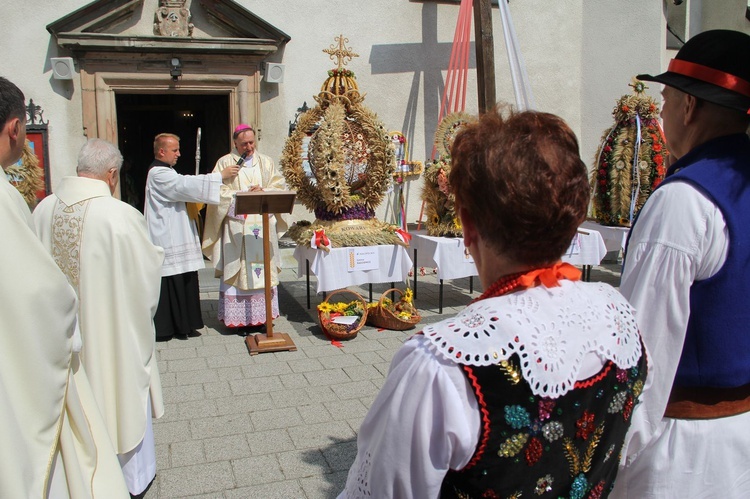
left=420, top=111, right=476, bottom=237
left=318, top=299, right=366, bottom=334
left=390, top=131, right=423, bottom=184
left=6, top=140, right=44, bottom=209
left=282, top=35, right=402, bottom=249
left=590, top=78, right=668, bottom=227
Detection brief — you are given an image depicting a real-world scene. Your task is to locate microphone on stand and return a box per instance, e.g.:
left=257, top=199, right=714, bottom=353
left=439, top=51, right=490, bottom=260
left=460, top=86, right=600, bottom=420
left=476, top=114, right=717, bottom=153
left=236, top=151, right=248, bottom=165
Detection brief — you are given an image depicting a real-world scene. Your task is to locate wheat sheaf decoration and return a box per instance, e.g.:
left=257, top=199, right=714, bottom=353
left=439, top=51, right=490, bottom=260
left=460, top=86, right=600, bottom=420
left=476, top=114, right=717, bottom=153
left=6, top=141, right=44, bottom=209
left=420, top=112, right=477, bottom=237
left=281, top=35, right=401, bottom=250
left=590, top=78, right=668, bottom=227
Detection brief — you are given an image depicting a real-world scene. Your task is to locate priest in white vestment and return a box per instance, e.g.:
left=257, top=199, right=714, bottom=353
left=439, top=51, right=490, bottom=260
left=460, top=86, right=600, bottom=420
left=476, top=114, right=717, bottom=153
left=202, top=125, right=287, bottom=328
left=34, top=139, right=166, bottom=496
left=144, top=133, right=239, bottom=340
left=0, top=76, right=128, bottom=498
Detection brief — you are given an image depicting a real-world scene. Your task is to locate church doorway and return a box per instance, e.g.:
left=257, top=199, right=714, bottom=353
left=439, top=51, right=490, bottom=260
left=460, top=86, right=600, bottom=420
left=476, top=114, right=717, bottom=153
left=116, top=93, right=230, bottom=211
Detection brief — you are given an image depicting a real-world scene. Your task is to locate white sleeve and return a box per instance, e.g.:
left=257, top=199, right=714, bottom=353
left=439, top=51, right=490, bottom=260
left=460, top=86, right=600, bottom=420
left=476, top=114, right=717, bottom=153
left=149, top=167, right=222, bottom=204
left=619, top=181, right=727, bottom=463
left=338, top=334, right=480, bottom=499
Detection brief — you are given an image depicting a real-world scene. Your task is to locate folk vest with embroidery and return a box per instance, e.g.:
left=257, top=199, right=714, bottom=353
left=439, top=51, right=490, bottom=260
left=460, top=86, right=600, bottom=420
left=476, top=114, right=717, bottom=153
left=441, top=355, right=647, bottom=499
left=661, top=134, right=750, bottom=388
left=420, top=280, right=646, bottom=498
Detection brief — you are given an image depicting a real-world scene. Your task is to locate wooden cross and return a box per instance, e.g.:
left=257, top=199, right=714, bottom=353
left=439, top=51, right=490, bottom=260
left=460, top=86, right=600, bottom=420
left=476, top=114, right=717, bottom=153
left=473, top=0, right=496, bottom=113
left=323, top=34, right=359, bottom=70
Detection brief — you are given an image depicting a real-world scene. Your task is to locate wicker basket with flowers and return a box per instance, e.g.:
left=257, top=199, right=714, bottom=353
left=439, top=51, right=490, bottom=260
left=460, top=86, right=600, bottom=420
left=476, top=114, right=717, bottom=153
left=367, top=288, right=421, bottom=331
left=317, top=289, right=368, bottom=340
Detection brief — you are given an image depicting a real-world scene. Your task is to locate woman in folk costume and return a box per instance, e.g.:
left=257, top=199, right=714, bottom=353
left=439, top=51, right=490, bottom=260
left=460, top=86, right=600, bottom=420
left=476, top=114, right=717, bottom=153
left=339, top=108, right=647, bottom=499
left=202, top=124, right=288, bottom=329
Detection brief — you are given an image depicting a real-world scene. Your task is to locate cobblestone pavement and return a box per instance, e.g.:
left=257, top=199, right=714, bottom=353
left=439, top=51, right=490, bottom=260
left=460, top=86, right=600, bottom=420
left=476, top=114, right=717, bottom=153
left=147, top=252, right=622, bottom=498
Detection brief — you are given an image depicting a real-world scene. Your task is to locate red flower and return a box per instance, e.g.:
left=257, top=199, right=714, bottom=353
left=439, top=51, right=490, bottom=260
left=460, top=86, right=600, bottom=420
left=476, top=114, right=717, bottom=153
left=621, top=105, right=630, bottom=112
left=623, top=395, right=634, bottom=420
left=525, top=437, right=543, bottom=466
left=652, top=143, right=662, bottom=152
left=603, top=145, right=612, bottom=153
left=598, top=169, right=606, bottom=176
left=599, top=179, right=607, bottom=186
left=576, top=411, right=596, bottom=440
left=653, top=154, right=664, bottom=165
left=588, top=481, right=605, bottom=499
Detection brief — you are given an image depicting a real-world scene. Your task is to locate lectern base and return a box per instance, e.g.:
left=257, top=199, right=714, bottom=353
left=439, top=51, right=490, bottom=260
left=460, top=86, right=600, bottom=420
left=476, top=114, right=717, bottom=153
left=245, top=332, right=297, bottom=355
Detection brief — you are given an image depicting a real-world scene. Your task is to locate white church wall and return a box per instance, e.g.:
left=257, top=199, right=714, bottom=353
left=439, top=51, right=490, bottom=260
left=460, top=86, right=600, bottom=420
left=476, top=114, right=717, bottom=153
left=1, top=0, right=746, bottom=228
left=1, top=0, right=90, bottom=192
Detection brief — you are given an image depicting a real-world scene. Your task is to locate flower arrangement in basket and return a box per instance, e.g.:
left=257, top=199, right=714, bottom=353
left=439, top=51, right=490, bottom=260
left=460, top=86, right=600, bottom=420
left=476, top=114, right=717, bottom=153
left=317, top=289, right=368, bottom=340
left=367, top=288, right=421, bottom=331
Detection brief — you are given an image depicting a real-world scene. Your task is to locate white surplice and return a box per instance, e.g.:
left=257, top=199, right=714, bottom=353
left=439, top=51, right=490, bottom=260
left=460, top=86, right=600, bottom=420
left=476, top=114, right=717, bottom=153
left=34, top=176, right=166, bottom=495
left=613, top=181, right=750, bottom=498
left=144, top=164, right=221, bottom=276
left=0, top=172, right=128, bottom=498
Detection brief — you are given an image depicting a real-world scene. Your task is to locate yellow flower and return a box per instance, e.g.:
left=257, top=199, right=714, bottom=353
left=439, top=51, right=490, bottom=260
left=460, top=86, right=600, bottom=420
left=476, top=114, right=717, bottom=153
left=317, top=302, right=334, bottom=313
left=403, top=288, right=413, bottom=304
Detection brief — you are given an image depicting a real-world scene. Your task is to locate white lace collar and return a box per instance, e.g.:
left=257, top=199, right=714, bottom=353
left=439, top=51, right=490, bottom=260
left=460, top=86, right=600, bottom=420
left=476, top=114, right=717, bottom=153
left=423, top=281, right=642, bottom=398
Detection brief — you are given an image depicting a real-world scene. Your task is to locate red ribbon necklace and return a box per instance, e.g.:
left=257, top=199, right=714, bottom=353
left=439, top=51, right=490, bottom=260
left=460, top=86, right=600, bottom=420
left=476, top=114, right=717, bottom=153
left=474, top=262, right=582, bottom=301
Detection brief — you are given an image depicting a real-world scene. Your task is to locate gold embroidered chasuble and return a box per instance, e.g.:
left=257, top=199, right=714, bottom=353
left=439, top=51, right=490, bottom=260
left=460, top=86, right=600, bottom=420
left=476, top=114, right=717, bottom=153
left=1, top=173, right=128, bottom=497
left=34, top=176, right=166, bottom=456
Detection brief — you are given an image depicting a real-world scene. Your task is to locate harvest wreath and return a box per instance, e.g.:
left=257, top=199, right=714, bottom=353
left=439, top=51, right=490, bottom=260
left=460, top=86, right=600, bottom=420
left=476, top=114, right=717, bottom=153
left=590, top=78, right=668, bottom=227
left=420, top=112, right=476, bottom=237
left=281, top=35, right=402, bottom=250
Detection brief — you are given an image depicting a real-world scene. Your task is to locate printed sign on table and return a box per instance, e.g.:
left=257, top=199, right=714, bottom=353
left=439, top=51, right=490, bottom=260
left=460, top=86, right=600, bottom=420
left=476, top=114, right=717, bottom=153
left=347, top=247, right=379, bottom=272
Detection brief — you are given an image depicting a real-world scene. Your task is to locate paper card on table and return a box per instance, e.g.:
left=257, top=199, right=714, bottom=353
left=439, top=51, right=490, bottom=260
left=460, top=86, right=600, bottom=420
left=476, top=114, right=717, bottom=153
left=347, top=247, right=379, bottom=272
left=462, top=246, right=475, bottom=264
left=331, top=315, right=360, bottom=325
left=565, top=233, right=581, bottom=256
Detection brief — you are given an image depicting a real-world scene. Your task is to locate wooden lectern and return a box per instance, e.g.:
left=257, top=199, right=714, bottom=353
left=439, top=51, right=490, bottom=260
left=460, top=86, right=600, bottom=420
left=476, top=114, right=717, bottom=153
left=235, top=190, right=297, bottom=355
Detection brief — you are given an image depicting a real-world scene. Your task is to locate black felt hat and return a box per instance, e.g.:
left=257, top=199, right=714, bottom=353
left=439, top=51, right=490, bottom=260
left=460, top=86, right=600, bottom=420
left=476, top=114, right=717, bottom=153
left=637, top=29, right=750, bottom=114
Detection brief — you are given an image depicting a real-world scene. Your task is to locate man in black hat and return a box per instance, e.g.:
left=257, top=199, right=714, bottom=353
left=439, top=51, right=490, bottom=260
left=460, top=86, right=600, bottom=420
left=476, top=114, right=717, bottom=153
left=614, top=30, right=750, bottom=498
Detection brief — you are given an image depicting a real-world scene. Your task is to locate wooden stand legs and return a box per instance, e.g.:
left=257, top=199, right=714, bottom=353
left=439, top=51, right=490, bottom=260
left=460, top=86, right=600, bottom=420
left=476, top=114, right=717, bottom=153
left=245, top=212, right=297, bottom=355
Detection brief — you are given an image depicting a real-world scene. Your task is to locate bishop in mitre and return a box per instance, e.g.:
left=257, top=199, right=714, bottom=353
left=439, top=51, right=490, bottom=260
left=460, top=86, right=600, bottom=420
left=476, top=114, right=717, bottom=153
left=202, top=124, right=288, bottom=329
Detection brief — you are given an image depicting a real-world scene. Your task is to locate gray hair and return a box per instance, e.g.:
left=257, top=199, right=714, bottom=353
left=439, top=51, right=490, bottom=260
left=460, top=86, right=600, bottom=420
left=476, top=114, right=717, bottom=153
left=76, top=138, right=123, bottom=177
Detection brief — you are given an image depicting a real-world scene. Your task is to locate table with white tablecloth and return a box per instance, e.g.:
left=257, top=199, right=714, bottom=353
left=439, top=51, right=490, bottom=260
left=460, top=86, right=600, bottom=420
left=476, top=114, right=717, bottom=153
left=410, top=231, right=477, bottom=313
left=563, top=228, right=608, bottom=281
left=294, top=245, right=413, bottom=309
left=581, top=220, right=630, bottom=254
left=411, top=228, right=608, bottom=312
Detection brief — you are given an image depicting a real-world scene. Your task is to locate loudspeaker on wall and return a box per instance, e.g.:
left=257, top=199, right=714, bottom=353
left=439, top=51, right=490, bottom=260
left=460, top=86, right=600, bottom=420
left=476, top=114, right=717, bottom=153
left=51, top=57, right=75, bottom=80
left=265, top=63, right=285, bottom=84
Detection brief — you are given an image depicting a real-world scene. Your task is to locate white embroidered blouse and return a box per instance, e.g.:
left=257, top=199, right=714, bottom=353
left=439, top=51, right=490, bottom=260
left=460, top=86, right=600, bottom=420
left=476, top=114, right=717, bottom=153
left=338, top=280, right=643, bottom=499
